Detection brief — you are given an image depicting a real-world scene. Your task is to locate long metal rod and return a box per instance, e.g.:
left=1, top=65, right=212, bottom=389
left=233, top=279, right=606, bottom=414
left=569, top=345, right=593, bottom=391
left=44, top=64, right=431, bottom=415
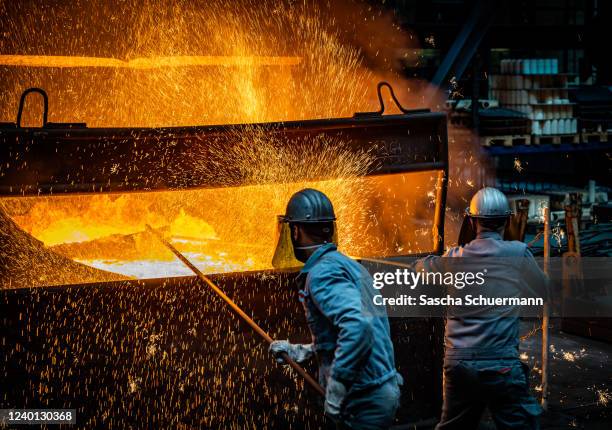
left=0, top=54, right=302, bottom=69
left=541, top=207, right=551, bottom=410
left=433, top=169, right=448, bottom=254
left=145, top=224, right=325, bottom=397
left=358, top=257, right=414, bottom=269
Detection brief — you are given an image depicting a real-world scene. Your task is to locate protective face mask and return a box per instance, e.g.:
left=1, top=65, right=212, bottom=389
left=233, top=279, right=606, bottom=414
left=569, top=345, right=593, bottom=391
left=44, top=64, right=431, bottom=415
left=292, top=243, right=325, bottom=263
left=273, top=218, right=337, bottom=266
left=290, top=222, right=337, bottom=262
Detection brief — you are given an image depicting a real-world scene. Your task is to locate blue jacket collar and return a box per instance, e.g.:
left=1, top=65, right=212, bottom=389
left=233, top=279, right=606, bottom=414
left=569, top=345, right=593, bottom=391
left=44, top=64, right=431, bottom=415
left=300, top=243, right=337, bottom=274
left=476, top=231, right=503, bottom=240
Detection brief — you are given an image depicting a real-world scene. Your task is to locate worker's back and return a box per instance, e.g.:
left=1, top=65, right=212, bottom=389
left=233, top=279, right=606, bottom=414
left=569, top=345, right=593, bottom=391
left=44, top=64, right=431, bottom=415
left=446, top=231, right=548, bottom=359
left=424, top=187, right=547, bottom=430
left=417, top=230, right=548, bottom=360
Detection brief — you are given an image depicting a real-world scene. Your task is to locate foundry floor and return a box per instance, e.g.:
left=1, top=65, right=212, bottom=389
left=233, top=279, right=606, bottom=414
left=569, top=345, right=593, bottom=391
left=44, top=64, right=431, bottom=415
left=393, top=320, right=612, bottom=429
left=520, top=319, right=612, bottom=429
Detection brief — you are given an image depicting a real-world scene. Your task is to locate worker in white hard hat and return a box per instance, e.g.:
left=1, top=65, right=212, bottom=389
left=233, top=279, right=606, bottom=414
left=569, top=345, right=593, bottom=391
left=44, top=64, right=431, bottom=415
left=415, top=187, right=549, bottom=430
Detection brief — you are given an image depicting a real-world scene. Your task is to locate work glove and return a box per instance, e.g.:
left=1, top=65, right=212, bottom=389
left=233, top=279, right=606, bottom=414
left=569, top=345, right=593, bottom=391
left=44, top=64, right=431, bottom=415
left=269, top=340, right=314, bottom=364
left=324, top=377, right=347, bottom=423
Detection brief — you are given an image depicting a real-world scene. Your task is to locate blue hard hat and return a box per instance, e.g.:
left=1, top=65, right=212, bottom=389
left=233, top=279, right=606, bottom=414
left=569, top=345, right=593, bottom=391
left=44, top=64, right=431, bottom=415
left=280, top=188, right=336, bottom=223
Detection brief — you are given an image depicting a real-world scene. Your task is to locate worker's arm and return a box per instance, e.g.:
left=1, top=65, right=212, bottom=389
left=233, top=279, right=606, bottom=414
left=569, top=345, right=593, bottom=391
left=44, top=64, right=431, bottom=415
left=308, top=260, right=374, bottom=385
left=413, top=254, right=443, bottom=274
left=413, top=247, right=456, bottom=283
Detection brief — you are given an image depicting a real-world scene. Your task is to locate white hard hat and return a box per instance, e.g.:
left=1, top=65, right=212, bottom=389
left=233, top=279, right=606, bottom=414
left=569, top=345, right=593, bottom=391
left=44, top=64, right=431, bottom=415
left=466, top=187, right=512, bottom=218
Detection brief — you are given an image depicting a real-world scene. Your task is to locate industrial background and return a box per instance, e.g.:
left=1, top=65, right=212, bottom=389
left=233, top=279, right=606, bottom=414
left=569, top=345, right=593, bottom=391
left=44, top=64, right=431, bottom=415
left=0, top=0, right=610, bottom=429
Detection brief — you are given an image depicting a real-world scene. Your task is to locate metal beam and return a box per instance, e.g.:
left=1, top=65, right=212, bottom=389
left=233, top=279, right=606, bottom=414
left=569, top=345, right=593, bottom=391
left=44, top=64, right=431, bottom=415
left=430, top=0, right=499, bottom=90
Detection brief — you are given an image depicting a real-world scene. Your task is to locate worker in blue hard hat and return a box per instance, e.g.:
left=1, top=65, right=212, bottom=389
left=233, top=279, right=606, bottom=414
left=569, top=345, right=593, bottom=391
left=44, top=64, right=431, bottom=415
left=415, top=187, right=549, bottom=430
left=269, top=188, right=402, bottom=430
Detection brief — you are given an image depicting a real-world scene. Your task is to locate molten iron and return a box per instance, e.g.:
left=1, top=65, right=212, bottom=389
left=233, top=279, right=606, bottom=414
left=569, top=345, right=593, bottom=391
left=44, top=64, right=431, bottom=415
left=0, top=87, right=448, bottom=286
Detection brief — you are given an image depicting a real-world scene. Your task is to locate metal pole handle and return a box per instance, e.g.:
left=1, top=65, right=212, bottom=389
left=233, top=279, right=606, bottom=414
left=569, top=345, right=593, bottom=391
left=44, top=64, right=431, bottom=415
left=145, top=224, right=325, bottom=397
left=541, top=207, right=550, bottom=410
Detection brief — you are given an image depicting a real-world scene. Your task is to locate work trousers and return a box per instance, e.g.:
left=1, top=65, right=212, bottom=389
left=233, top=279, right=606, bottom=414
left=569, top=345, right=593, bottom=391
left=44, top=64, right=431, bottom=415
left=337, top=376, right=401, bottom=430
left=436, top=358, right=542, bottom=430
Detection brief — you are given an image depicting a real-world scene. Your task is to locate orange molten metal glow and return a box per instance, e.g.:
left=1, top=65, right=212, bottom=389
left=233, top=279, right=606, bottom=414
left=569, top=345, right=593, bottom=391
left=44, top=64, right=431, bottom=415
left=0, top=0, right=440, bottom=288
left=0, top=172, right=439, bottom=282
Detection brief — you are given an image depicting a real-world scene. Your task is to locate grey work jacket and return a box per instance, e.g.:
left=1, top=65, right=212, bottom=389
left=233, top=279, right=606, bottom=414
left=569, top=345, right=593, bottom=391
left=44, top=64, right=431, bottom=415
left=416, top=231, right=549, bottom=360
